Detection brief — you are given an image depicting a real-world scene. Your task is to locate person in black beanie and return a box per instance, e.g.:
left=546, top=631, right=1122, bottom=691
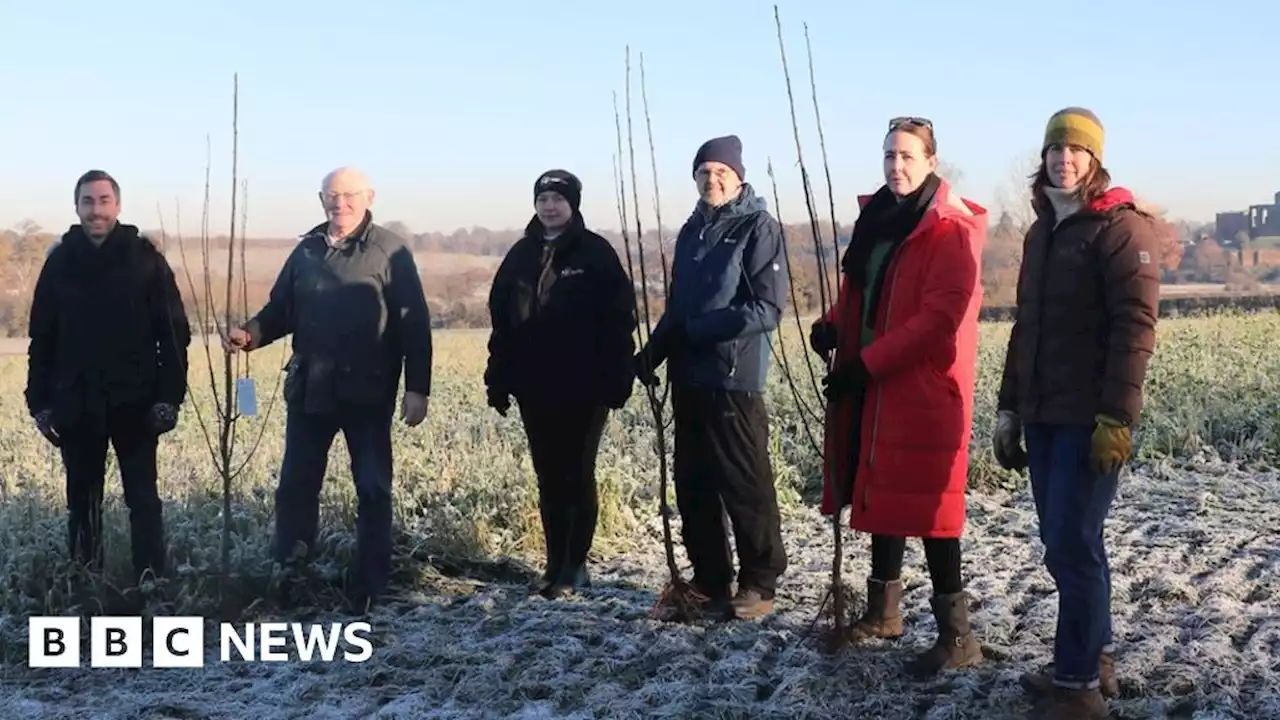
left=637, top=135, right=790, bottom=620
left=484, top=168, right=638, bottom=598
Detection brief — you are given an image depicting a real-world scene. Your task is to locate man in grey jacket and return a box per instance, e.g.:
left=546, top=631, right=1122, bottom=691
left=223, top=167, right=433, bottom=611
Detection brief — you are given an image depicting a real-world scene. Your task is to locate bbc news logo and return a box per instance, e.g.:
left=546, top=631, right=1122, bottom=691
left=29, top=616, right=373, bottom=667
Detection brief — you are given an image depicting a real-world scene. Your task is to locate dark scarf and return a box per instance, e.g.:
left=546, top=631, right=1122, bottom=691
left=840, top=172, right=941, bottom=323
left=525, top=212, right=585, bottom=307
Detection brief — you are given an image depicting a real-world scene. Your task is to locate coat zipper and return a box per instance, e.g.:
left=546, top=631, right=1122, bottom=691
left=1026, top=211, right=1089, bottom=411
left=862, top=244, right=902, bottom=513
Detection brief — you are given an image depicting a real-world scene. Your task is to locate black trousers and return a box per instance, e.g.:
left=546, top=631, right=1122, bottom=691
left=274, top=398, right=395, bottom=598
left=672, top=385, right=787, bottom=597
left=59, top=403, right=166, bottom=582
left=870, top=534, right=964, bottom=595
left=518, top=401, right=609, bottom=582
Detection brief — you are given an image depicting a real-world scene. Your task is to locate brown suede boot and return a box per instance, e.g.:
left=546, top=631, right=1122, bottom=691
left=1032, top=686, right=1111, bottom=719
left=849, top=578, right=904, bottom=640
left=1099, top=652, right=1120, bottom=698
left=1020, top=652, right=1119, bottom=699
left=906, top=592, right=983, bottom=677
left=730, top=587, right=775, bottom=621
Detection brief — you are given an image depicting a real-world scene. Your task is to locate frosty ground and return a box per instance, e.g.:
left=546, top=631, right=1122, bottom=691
left=2, top=449, right=1276, bottom=720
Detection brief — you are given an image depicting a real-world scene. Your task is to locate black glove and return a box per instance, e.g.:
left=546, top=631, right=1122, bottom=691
left=992, top=410, right=1028, bottom=471
left=821, top=356, right=868, bottom=401
left=634, top=349, right=660, bottom=388
left=487, top=388, right=511, bottom=417
left=604, top=377, right=633, bottom=409
left=150, top=403, right=178, bottom=435
left=34, top=409, right=61, bottom=447
left=810, top=321, right=838, bottom=360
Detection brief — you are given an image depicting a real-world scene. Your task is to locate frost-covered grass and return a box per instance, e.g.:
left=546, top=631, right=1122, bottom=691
left=0, top=311, right=1278, bottom=718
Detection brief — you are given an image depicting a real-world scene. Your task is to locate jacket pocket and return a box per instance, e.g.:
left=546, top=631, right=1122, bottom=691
left=880, top=365, right=965, bottom=451
left=712, top=338, right=739, bottom=379
left=283, top=356, right=306, bottom=404
left=337, top=363, right=391, bottom=404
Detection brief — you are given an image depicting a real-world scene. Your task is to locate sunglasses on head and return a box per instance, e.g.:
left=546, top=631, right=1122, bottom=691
left=889, top=116, right=933, bottom=130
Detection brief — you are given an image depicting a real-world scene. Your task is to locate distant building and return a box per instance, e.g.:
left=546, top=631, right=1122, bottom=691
left=1216, top=211, right=1249, bottom=244
left=1217, top=191, right=1280, bottom=243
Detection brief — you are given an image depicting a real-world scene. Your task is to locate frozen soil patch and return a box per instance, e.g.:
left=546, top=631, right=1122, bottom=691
left=2, top=453, right=1278, bottom=719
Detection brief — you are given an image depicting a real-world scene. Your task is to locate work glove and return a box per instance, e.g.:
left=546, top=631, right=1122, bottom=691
left=992, top=410, right=1027, bottom=471
left=34, top=409, right=61, bottom=447
left=809, top=321, right=838, bottom=361
left=1090, top=414, right=1132, bottom=475
left=487, top=388, right=511, bottom=417
left=150, top=403, right=178, bottom=435
left=821, top=355, right=867, bottom=401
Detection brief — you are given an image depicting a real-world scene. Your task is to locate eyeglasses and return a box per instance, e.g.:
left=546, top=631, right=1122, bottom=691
left=320, top=191, right=367, bottom=203
left=888, top=116, right=933, bottom=130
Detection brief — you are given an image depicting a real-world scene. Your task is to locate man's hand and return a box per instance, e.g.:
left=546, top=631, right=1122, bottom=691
left=604, top=382, right=632, bottom=410
left=1090, top=414, right=1131, bottom=475
left=809, top=320, right=838, bottom=361
left=487, top=388, right=511, bottom=417
left=992, top=410, right=1027, bottom=471
left=34, top=409, right=60, bottom=447
left=222, top=327, right=253, bottom=354
left=634, top=349, right=660, bottom=388
left=150, top=403, right=178, bottom=435
left=401, top=391, right=428, bottom=427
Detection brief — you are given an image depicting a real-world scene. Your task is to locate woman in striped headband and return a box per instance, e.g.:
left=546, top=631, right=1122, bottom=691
left=992, top=107, right=1162, bottom=719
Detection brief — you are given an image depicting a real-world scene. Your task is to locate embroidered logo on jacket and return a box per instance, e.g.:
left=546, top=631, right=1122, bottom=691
left=560, top=267, right=585, bottom=277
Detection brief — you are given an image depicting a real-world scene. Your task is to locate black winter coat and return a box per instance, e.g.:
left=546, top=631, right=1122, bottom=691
left=484, top=215, right=637, bottom=409
left=25, top=223, right=191, bottom=433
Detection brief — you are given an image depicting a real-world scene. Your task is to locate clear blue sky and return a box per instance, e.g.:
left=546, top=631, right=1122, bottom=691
left=2, top=0, right=1276, bottom=238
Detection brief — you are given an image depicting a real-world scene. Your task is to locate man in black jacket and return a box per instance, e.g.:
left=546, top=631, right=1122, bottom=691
left=484, top=169, right=636, bottom=598
left=223, top=167, right=433, bottom=610
left=26, top=169, right=192, bottom=584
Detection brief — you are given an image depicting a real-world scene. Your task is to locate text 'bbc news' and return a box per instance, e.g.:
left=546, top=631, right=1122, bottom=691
left=28, top=616, right=374, bottom=667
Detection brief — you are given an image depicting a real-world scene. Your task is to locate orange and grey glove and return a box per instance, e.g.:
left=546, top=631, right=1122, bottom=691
left=1090, top=414, right=1132, bottom=475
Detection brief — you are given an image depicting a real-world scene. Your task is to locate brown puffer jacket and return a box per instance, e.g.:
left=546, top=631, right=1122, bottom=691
left=997, top=186, right=1160, bottom=427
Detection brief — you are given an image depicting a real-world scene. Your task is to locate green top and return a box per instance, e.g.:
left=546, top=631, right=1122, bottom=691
left=861, top=240, right=894, bottom=347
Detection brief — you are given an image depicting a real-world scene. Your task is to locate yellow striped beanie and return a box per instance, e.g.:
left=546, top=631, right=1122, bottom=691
left=1043, top=107, right=1104, bottom=160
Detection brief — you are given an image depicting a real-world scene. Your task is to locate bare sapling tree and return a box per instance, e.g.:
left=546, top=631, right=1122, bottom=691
left=773, top=5, right=856, bottom=652
left=763, top=158, right=826, bottom=432
left=996, top=149, right=1041, bottom=235
left=611, top=46, right=706, bottom=622
left=155, top=73, right=285, bottom=617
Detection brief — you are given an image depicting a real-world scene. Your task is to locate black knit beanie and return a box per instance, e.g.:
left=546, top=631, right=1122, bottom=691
left=534, top=169, right=582, bottom=212
left=692, top=135, right=745, bottom=181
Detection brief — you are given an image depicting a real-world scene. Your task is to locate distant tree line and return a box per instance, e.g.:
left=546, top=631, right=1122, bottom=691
left=1, top=206, right=1274, bottom=338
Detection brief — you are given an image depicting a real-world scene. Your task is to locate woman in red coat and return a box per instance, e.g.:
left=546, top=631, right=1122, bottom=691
left=810, top=117, right=987, bottom=677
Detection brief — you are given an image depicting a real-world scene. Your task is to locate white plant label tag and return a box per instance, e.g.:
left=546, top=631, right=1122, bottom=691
left=236, top=377, right=258, bottom=417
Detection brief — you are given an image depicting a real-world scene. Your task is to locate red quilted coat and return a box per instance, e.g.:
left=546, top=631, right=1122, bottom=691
left=818, top=178, right=987, bottom=538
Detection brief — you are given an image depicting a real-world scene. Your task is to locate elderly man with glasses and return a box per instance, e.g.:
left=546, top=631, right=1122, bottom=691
left=223, top=166, right=434, bottom=612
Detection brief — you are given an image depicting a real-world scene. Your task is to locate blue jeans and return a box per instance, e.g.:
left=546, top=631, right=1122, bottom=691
left=1024, top=423, right=1120, bottom=689
left=274, top=399, right=396, bottom=598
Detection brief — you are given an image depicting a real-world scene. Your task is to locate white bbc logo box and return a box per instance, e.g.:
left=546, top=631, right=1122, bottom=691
left=29, top=616, right=205, bottom=668
left=29, top=616, right=373, bottom=667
